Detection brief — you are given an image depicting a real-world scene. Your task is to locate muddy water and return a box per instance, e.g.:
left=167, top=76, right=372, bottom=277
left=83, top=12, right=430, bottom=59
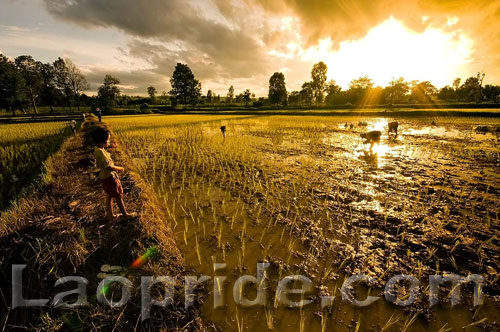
left=114, top=115, right=500, bottom=332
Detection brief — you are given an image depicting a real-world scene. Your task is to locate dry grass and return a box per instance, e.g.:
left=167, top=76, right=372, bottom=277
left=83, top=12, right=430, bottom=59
left=0, top=118, right=209, bottom=331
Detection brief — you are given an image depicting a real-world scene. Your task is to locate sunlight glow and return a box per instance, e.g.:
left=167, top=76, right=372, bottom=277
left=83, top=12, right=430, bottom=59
left=371, top=143, right=391, bottom=157
left=302, top=17, right=474, bottom=89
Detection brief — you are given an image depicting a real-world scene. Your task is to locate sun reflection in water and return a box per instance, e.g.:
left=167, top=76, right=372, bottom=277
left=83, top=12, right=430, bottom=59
left=371, top=143, right=391, bottom=157
left=369, top=119, right=388, bottom=132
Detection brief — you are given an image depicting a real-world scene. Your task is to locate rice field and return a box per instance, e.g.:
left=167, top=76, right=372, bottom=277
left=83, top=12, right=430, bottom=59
left=0, top=121, right=70, bottom=211
left=107, top=114, right=500, bottom=332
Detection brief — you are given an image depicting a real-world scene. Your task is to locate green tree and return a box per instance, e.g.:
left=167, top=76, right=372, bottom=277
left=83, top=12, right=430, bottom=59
left=437, top=86, right=455, bottom=101
left=268, top=72, right=287, bottom=106
left=53, top=57, right=73, bottom=110
left=311, top=61, right=327, bottom=106
left=325, top=80, right=342, bottom=105
left=39, top=62, right=59, bottom=112
left=15, top=55, right=43, bottom=114
left=460, top=72, right=485, bottom=103
left=299, top=82, right=314, bottom=105
left=65, top=58, right=89, bottom=112
left=147, top=86, right=157, bottom=103
left=410, top=81, right=437, bottom=103
left=483, top=84, right=500, bottom=103
left=383, top=77, right=409, bottom=104
left=0, top=55, right=26, bottom=116
left=347, top=76, right=373, bottom=104
left=242, top=89, right=252, bottom=107
left=206, top=89, right=213, bottom=104
left=98, top=75, right=121, bottom=109
left=453, top=78, right=461, bottom=92
left=227, top=85, right=234, bottom=103
left=169, top=63, right=201, bottom=107
left=288, top=90, right=300, bottom=105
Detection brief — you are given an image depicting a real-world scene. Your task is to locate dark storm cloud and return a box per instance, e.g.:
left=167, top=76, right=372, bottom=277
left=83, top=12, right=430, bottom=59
left=43, top=0, right=270, bottom=82
left=85, top=67, right=167, bottom=95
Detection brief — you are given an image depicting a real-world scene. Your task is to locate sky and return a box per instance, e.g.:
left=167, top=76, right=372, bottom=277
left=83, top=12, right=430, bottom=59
left=1, top=0, right=499, bottom=96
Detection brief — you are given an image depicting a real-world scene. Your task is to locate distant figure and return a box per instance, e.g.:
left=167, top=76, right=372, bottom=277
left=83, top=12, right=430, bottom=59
left=475, top=126, right=489, bottom=133
left=93, top=127, right=136, bottom=221
left=220, top=125, right=226, bottom=141
left=361, top=130, right=381, bottom=150
left=358, top=121, right=368, bottom=127
left=70, top=119, right=77, bottom=135
left=350, top=124, right=354, bottom=130
left=388, top=121, right=399, bottom=137
left=344, top=123, right=349, bottom=129
left=96, top=108, right=102, bottom=122
left=431, top=120, right=437, bottom=126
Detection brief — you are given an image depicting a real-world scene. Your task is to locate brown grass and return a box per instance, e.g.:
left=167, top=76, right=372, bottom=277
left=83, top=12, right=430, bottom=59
left=0, top=118, right=208, bottom=331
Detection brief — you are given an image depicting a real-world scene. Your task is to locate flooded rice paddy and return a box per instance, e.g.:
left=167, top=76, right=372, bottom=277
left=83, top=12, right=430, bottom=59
left=107, top=114, right=500, bottom=332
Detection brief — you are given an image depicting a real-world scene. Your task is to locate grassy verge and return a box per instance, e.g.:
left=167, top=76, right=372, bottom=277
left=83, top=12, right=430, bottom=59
left=0, top=119, right=208, bottom=331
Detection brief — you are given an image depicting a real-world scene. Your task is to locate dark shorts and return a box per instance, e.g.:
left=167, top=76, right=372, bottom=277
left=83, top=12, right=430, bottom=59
left=101, top=176, right=123, bottom=198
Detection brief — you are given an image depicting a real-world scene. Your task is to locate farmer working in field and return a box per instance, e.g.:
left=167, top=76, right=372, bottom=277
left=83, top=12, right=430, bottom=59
left=93, top=127, right=136, bottom=221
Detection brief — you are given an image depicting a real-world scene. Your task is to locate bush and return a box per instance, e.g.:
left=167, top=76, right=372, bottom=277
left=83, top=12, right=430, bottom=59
left=140, top=103, right=149, bottom=111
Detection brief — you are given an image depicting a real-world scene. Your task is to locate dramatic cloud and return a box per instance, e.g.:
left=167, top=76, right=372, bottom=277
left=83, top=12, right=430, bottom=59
left=250, top=0, right=500, bottom=82
left=43, top=0, right=271, bottom=83
left=33, top=0, right=500, bottom=95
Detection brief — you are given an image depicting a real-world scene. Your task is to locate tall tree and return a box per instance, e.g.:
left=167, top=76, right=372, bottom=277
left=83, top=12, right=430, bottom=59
left=39, top=63, right=59, bottom=112
left=227, top=85, right=234, bottom=103
left=65, top=59, right=89, bottom=112
left=483, top=84, right=500, bottom=103
left=15, top=55, right=42, bottom=114
left=325, top=80, right=342, bottom=105
left=460, top=72, right=485, bottom=103
left=169, top=63, right=201, bottom=107
left=268, top=72, right=287, bottom=106
left=410, top=81, right=437, bottom=103
left=0, top=55, right=26, bottom=116
left=384, top=77, right=410, bottom=104
left=97, top=75, right=121, bottom=108
left=452, top=78, right=461, bottom=92
left=242, top=89, right=252, bottom=107
left=347, top=76, right=373, bottom=104
left=147, top=86, right=157, bottom=103
left=206, top=89, right=213, bottom=104
left=288, top=90, right=300, bottom=105
left=299, top=82, right=314, bottom=105
left=311, top=61, right=328, bottom=106
left=53, top=57, right=73, bottom=110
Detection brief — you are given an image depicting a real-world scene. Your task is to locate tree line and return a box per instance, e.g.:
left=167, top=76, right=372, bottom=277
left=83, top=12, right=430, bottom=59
left=2, top=53, right=500, bottom=115
left=269, top=63, right=500, bottom=107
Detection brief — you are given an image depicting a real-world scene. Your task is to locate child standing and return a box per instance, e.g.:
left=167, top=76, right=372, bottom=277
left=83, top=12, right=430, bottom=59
left=70, top=120, right=77, bottom=134
left=92, top=127, right=136, bottom=221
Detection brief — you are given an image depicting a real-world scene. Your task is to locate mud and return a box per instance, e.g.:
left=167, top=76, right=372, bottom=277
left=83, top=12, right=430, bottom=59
left=111, top=115, right=500, bottom=332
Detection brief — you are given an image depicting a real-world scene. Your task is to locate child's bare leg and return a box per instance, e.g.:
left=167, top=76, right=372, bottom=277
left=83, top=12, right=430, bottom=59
left=117, top=196, right=135, bottom=218
left=105, top=196, right=115, bottom=220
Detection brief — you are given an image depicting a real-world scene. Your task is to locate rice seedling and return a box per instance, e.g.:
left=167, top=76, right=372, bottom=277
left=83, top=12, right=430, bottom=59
left=0, top=121, right=69, bottom=210
left=104, top=114, right=500, bottom=332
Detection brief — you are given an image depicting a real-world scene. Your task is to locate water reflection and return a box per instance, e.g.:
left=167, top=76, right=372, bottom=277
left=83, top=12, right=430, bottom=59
left=357, top=142, right=394, bottom=168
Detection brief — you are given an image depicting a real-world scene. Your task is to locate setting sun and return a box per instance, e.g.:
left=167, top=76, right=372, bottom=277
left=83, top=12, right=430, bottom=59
left=303, top=17, right=474, bottom=88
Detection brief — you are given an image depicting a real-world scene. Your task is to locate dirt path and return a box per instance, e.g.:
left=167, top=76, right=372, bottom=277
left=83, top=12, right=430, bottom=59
left=0, top=120, right=208, bottom=331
